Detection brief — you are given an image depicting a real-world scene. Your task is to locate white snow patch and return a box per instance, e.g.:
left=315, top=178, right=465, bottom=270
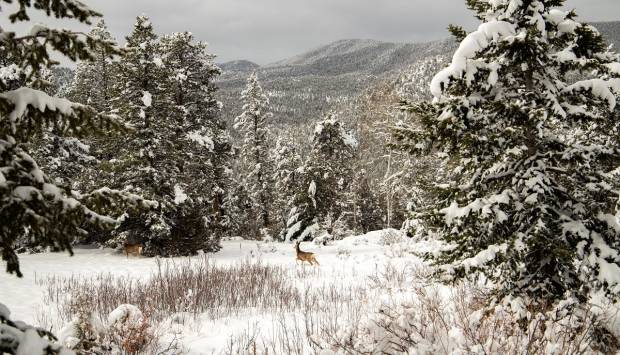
left=141, top=91, right=152, bottom=108
left=174, top=184, right=188, bottom=205
left=431, top=21, right=516, bottom=97
left=187, top=131, right=214, bottom=150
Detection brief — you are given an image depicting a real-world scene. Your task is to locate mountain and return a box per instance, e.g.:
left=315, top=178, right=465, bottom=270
left=218, top=60, right=260, bottom=73
left=216, top=21, right=620, bottom=130
left=216, top=38, right=457, bottom=128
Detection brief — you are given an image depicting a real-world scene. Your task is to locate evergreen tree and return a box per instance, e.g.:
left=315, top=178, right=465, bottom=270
left=352, top=170, right=384, bottom=234
left=0, top=0, right=152, bottom=278
left=271, top=137, right=302, bottom=234
left=159, top=31, right=225, bottom=252
left=402, top=0, right=620, bottom=305
left=234, top=72, right=274, bottom=238
left=285, top=116, right=357, bottom=241
left=106, top=15, right=176, bottom=255
left=68, top=19, right=118, bottom=113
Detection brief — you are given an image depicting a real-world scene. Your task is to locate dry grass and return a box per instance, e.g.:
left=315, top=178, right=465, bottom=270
left=35, top=252, right=616, bottom=355
left=39, top=256, right=302, bottom=325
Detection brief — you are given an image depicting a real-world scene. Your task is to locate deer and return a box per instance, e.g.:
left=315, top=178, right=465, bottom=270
left=295, top=241, right=319, bottom=266
left=124, top=242, right=143, bottom=258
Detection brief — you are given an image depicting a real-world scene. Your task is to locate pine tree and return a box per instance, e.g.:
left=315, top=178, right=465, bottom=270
left=68, top=20, right=118, bottom=113
left=402, top=0, right=620, bottom=305
left=0, top=0, right=152, bottom=278
left=159, top=31, right=225, bottom=252
left=271, top=137, right=302, bottom=234
left=234, top=72, right=274, bottom=238
left=105, top=16, right=176, bottom=255
left=352, top=170, right=383, bottom=234
left=285, top=116, right=357, bottom=241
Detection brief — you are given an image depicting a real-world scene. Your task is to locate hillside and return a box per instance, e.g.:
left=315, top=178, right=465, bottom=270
left=216, top=21, right=620, bottom=128
left=216, top=38, right=457, bottom=127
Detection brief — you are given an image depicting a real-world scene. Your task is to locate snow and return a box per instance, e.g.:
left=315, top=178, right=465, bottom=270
left=0, top=64, right=21, bottom=84
left=28, top=24, right=48, bottom=36
left=186, top=131, right=214, bottom=150
left=0, top=87, right=76, bottom=126
left=546, top=9, right=568, bottom=26
left=173, top=184, right=188, bottom=205
left=141, top=91, right=152, bottom=107
left=0, top=302, right=9, bottom=319
left=457, top=243, right=508, bottom=272
left=108, top=304, right=143, bottom=327
left=430, top=21, right=516, bottom=98
left=2, top=228, right=619, bottom=353
left=0, top=230, right=416, bottom=353
left=606, top=62, right=620, bottom=76
left=563, top=78, right=620, bottom=111
left=308, top=180, right=316, bottom=196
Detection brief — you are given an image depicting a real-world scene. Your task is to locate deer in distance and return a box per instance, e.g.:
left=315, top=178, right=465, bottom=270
left=295, top=241, right=319, bottom=266
left=124, top=242, right=143, bottom=258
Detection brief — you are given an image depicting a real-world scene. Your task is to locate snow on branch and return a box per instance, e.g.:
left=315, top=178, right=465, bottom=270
left=562, top=78, right=620, bottom=111
left=0, top=87, right=127, bottom=137
left=430, top=21, right=516, bottom=98
left=1, top=87, right=75, bottom=124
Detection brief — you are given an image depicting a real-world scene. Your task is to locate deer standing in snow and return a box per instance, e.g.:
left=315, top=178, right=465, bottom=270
left=295, top=241, right=319, bottom=265
left=124, top=242, right=143, bottom=258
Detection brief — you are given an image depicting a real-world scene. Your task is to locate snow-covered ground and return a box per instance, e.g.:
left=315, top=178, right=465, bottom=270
left=1, top=229, right=421, bottom=354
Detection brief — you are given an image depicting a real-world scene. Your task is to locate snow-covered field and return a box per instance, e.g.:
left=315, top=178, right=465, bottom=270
left=1, top=229, right=422, bottom=354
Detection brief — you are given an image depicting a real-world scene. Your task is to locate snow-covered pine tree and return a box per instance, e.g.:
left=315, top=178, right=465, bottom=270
left=159, top=31, right=226, bottom=252
left=0, top=0, right=154, bottom=276
left=68, top=19, right=118, bottom=113
left=0, top=49, right=95, bottom=193
left=401, top=0, right=620, bottom=305
left=106, top=15, right=177, bottom=255
left=271, top=137, right=303, bottom=235
left=1, top=301, right=69, bottom=354
left=234, top=75, right=270, bottom=209
left=0, top=0, right=153, bottom=277
left=48, top=20, right=119, bottom=198
left=234, top=72, right=274, bottom=238
left=285, top=116, right=357, bottom=241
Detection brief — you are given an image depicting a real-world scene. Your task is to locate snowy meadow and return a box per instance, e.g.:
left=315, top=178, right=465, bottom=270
left=2, top=230, right=422, bottom=354
left=4, top=231, right=620, bottom=354
left=2, top=0, right=620, bottom=354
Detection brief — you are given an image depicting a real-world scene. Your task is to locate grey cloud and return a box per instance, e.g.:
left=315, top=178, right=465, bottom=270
left=9, top=0, right=620, bottom=64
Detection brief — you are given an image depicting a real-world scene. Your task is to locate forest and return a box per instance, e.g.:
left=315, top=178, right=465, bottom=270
left=1, top=0, right=620, bottom=354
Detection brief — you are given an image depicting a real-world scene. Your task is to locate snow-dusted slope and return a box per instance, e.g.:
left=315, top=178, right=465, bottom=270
left=218, top=59, right=260, bottom=73
left=216, top=21, right=620, bottom=129
left=216, top=38, right=457, bottom=129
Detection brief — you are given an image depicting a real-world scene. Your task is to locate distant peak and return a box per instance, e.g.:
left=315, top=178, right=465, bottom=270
left=219, top=60, right=260, bottom=73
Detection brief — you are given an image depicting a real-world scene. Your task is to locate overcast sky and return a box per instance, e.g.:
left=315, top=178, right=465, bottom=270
left=12, top=0, right=620, bottom=65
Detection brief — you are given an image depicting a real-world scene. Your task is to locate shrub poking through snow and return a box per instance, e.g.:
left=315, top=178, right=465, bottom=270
left=59, top=293, right=107, bottom=353
left=322, top=283, right=619, bottom=354
left=41, top=257, right=302, bottom=323
left=107, top=305, right=153, bottom=354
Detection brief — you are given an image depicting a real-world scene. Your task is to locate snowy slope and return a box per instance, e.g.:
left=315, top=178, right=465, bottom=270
left=217, top=21, right=620, bottom=129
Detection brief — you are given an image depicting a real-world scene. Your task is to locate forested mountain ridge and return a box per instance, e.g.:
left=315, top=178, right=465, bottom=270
left=217, top=21, right=620, bottom=127
left=216, top=38, right=457, bottom=127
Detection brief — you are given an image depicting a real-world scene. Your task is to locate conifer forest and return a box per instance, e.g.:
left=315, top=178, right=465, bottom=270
left=1, top=1, right=620, bottom=354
